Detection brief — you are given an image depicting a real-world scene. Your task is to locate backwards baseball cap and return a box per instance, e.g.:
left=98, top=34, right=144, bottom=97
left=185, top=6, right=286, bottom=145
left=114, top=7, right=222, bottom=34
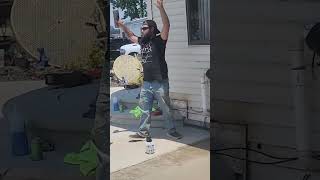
left=143, top=20, right=160, bottom=35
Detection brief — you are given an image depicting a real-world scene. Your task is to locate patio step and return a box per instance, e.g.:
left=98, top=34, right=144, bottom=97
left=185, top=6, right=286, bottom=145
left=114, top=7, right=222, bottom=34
left=110, top=88, right=140, bottom=104
left=110, top=87, right=185, bottom=128
left=110, top=109, right=184, bottom=128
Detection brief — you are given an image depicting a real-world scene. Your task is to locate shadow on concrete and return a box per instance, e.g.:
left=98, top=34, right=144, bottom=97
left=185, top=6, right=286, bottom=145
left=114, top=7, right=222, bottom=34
left=110, top=121, right=210, bottom=150
left=0, top=81, right=101, bottom=179
left=0, top=83, right=210, bottom=179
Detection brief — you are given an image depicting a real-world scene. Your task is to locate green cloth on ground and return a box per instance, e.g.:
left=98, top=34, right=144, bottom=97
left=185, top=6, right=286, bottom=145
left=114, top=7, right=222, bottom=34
left=129, top=106, right=156, bottom=119
left=64, top=140, right=98, bottom=176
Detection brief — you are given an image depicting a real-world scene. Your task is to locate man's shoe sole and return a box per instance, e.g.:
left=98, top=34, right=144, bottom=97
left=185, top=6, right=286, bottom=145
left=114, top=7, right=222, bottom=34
left=166, top=133, right=183, bottom=140
left=129, top=132, right=147, bottom=138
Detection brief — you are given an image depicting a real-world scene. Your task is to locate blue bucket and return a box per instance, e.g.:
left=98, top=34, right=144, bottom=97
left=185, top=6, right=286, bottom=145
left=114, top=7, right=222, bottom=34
left=11, top=131, right=29, bottom=156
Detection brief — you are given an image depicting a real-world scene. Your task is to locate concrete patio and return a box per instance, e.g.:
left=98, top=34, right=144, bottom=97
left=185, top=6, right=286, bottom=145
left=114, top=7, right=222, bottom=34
left=0, top=85, right=210, bottom=179
left=0, top=80, right=95, bottom=179
left=110, top=87, right=210, bottom=174
left=0, top=80, right=46, bottom=118
left=0, top=111, right=94, bottom=180
left=111, top=138, right=210, bottom=180
left=110, top=125, right=210, bottom=173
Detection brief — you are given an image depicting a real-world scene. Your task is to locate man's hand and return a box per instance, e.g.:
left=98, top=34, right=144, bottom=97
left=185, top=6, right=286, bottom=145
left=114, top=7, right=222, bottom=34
left=156, top=0, right=164, bottom=9
left=157, top=0, right=170, bottom=40
left=117, top=19, right=138, bottom=44
left=116, top=20, right=124, bottom=28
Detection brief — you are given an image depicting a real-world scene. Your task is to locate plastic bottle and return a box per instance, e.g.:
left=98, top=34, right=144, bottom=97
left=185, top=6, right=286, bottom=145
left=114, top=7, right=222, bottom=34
left=119, top=101, right=124, bottom=112
left=145, top=137, right=155, bottom=154
left=113, top=96, right=119, bottom=111
left=10, top=105, right=29, bottom=156
left=30, top=137, right=43, bottom=161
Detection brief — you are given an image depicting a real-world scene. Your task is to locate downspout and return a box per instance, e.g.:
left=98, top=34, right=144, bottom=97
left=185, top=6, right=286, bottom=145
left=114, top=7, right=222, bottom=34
left=201, top=70, right=209, bottom=128
left=291, top=35, right=311, bottom=168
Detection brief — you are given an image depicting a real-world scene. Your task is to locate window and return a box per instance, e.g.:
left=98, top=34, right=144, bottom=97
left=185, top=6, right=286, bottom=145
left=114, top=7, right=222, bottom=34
left=186, top=0, right=210, bottom=45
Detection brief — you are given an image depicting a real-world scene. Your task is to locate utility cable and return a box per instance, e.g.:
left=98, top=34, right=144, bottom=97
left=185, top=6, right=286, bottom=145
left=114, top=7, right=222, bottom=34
left=213, top=147, right=298, bottom=160
left=302, top=173, right=311, bottom=180
left=0, top=168, right=9, bottom=179
left=214, top=152, right=298, bottom=165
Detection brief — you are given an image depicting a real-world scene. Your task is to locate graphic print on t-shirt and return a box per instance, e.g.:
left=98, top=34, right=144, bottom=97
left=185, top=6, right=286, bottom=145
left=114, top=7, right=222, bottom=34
left=138, top=36, right=168, bottom=81
left=140, top=42, right=153, bottom=64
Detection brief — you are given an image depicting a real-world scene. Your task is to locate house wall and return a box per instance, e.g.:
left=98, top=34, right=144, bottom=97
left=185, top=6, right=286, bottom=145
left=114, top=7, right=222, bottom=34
left=147, top=0, right=210, bottom=124
left=214, top=0, right=320, bottom=179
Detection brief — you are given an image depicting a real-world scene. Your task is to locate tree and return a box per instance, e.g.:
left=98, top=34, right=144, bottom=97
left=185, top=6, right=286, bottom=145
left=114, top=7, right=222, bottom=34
left=111, top=0, right=147, bottom=20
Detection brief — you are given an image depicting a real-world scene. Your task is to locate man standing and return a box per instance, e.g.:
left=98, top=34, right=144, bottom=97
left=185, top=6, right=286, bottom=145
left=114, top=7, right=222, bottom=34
left=117, top=0, right=182, bottom=139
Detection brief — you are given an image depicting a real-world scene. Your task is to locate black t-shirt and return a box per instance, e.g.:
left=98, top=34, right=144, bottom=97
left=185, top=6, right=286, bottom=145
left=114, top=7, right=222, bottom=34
left=138, top=34, right=168, bottom=81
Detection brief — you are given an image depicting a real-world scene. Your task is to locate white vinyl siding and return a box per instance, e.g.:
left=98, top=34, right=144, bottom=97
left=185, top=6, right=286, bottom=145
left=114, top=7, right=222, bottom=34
left=214, top=0, right=320, bottom=179
left=147, top=0, right=210, bottom=122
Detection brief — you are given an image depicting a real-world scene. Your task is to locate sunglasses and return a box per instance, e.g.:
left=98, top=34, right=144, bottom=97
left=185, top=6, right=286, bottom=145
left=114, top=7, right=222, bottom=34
left=141, top=27, right=149, bottom=31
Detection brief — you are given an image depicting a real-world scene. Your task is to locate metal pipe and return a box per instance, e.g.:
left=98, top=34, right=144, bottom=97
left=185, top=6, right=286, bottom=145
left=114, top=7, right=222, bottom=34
left=244, top=124, right=249, bottom=180
left=201, top=72, right=208, bottom=114
left=291, top=36, right=311, bottom=168
left=200, top=71, right=209, bottom=127
left=201, top=70, right=209, bottom=127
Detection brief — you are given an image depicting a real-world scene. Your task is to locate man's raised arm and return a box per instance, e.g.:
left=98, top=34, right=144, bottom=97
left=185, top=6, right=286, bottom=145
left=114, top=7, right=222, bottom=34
left=156, top=0, right=170, bottom=40
left=117, top=20, right=139, bottom=44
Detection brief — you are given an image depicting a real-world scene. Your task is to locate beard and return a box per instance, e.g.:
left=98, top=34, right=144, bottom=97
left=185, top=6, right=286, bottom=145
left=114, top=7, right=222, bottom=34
left=140, top=31, right=154, bottom=44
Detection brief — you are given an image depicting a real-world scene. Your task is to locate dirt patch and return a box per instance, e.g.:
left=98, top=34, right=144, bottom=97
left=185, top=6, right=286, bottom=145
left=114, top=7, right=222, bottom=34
left=0, top=66, right=70, bottom=82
